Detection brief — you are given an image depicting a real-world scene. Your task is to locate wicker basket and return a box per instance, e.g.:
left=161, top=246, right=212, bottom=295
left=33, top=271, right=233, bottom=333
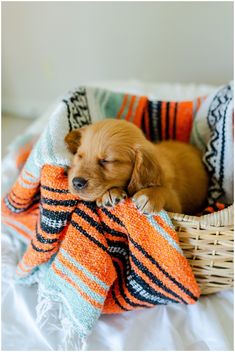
left=169, top=205, right=234, bottom=295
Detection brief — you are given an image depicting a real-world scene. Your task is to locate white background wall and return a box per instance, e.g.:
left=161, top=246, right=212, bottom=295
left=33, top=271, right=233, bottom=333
left=2, top=1, right=233, bottom=118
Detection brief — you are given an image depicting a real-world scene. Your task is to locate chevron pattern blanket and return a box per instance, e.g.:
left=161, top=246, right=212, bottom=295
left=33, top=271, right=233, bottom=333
left=2, top=84, right=233, bottom=348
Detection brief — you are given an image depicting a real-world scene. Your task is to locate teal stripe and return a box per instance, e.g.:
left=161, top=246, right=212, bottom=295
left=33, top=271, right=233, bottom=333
left=18, top=177, right=38, bottom=189
left=55, top=258, right=105, bottom=304
left=22, top=169, right=39, bottom=183
left=44, top=266, right=101, bottom=332
left=102, top=92, right=125, bottom=118
left=121, top=94, right=131, bottom=120
left=158, top=210, right=175, bottom=230
left=60, top=248, right=109, bottom=290
left=147, top=213, right=183, bottom=255
left=129, top=96, right=139, bottom=122
left=97, top=89, right=107, bottom=107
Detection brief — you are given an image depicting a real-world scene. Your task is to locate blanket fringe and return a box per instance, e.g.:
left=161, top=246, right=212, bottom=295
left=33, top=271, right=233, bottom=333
left=36, top=293, right=87, bottom=350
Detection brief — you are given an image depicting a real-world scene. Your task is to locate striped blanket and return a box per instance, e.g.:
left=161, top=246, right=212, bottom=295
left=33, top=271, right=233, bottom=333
left=191, top=82, right=234, bottom=206
left=2, top=84, right=232, bottom=348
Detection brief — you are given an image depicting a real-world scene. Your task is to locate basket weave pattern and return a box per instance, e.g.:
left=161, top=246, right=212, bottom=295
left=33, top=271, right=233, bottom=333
left=169, top=205, right=234, bottom=295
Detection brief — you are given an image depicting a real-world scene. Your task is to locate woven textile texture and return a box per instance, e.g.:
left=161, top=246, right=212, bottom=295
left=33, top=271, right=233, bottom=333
left=3, top=84, right=232, bottom=346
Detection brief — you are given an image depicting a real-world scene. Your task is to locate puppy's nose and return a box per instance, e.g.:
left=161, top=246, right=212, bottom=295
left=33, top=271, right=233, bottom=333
left=72, top=177, right=88, bottom=190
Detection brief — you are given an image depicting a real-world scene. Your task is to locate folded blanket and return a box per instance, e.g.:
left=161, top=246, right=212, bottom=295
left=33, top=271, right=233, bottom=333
left=191, top=82, right=234, bottom=205
left=2, top=84, right=232, bottom=348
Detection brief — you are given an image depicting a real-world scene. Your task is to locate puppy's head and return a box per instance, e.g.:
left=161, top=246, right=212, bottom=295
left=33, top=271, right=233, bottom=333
left=65, top=119, right=161, bottom=201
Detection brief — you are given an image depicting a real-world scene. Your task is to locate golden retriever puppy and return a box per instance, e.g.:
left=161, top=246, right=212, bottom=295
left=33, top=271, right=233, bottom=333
left=65, top=119, right=208, bottom=215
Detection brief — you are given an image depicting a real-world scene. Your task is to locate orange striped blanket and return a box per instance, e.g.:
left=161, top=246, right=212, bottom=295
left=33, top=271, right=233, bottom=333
left=2, top=87, right=201, bottom=346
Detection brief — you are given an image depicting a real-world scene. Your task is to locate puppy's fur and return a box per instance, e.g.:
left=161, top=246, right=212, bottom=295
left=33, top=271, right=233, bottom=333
left=65, top=119, right=208, bottom=215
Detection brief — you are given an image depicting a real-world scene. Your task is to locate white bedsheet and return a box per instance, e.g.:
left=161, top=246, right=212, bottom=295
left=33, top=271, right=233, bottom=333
left=1, top=80, right=233, bottom=351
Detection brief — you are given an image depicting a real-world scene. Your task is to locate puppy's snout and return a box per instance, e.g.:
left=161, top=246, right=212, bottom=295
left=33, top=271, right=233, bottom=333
left=72, top=177, right=88, bottom=190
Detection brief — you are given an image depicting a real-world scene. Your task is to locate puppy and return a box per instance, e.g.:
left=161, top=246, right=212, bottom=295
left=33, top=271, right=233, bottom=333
left=65, top=119, right=208, bottom=215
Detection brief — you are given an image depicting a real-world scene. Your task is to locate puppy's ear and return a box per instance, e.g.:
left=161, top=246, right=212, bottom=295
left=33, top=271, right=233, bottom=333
left=127, top=145, right=162, bottom=196
left=64, top=129, right=82, bottom=154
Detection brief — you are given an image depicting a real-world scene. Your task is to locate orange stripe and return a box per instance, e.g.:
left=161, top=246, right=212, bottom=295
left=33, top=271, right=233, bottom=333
left=110, top=257, right=154, bottom=310
left=52, top=265, right=103, bottom=309
left=8, top=196, right=30, bottom=209
left=42, top=203, right=77, bottom=213
left=129, top=256, right=182, bottom=303
left=131, top=244, right=198, bottom=304
left=63, top=216, right=116, bottom=286
left=153, top=215, right=180, bottom=243
left=116, top=94, right=128, bottom=119
left=97, top=208, right=128, bottom=235
left=196, top=97, right=201, bottom=112
left=133, top=97, right=148, bottom=128
left=104, top=233, right=127, bottom=243
left=73, top=212, right=108, bottom=249
left=175, top=101, right=193, bottom=142
left=169, top=102, right=176, bottom=139
left=215, top=202, right=225, bottom=210
left=24, top=170, right=38, bottom=179
left=58, top=252, right=107, bottom=297
left=22, top=245, right=58, bottom=267
left=115, top=202, right=199, bottom=302
left=41, top=189, right=75, bottom=201
left=161, top=102, right=167, bottom=140
left=18, top=175, right=39, bottom=185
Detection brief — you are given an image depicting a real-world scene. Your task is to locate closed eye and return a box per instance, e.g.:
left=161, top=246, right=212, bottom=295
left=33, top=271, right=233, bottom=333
left=98, top=159, right=116, bottom=166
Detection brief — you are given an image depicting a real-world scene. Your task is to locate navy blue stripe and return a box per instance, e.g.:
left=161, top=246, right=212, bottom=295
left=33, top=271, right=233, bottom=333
left=74, top=208, right=104, bottom=234
left=113, top=261, right=150, bottom=308
left=70, top=220, right=108, bottom=252
left=36, top=231, right=58, bottom=244
left=40, top=207, right=70, bottom=220
left=101, top=221, right=127, bottom=238
left=108, top=240, right=182, bottom=304
left=4, top=195, right=39, bottom=213
left=127, top=270, right=178, bottom=305
left=84, top=201, right=99, bottom=214
left=165, top=102, right=170, bottom=139
left=148, top=102, right=155, bottom=141
left=111, top=288, right=129, bottom=312
left=173, top=103, right=177, bottom=139
left=157, top=101, right=162, bottom=141
left=41, top=185, right=69, bottom=194
left=9, top=193, right=40, bottom=206
left=31, top=241, right=56, bottom=253
left=111, top=249, right=176, bottom=306
left=41, top=197, right=79, bottom=207
left=100, top=207, right=126, bottom=229
left=129, top=237, right=198, bottom=301
left=96, top=199, right=198, bottom=303
left=130, top=252, right=186, bottom=304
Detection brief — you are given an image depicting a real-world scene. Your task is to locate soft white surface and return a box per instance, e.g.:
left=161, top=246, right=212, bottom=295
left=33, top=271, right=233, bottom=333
left=1, top=81, right=233, bottom=351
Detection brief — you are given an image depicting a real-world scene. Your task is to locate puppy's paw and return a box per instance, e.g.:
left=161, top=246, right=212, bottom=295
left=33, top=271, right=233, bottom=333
left=96, top=188, right=127, bottom=208
left=132, top=188, right=165, bottom=214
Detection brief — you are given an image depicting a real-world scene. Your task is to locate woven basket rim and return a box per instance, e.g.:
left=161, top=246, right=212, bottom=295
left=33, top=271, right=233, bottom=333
left=168, top=204, right=234, bottom=227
